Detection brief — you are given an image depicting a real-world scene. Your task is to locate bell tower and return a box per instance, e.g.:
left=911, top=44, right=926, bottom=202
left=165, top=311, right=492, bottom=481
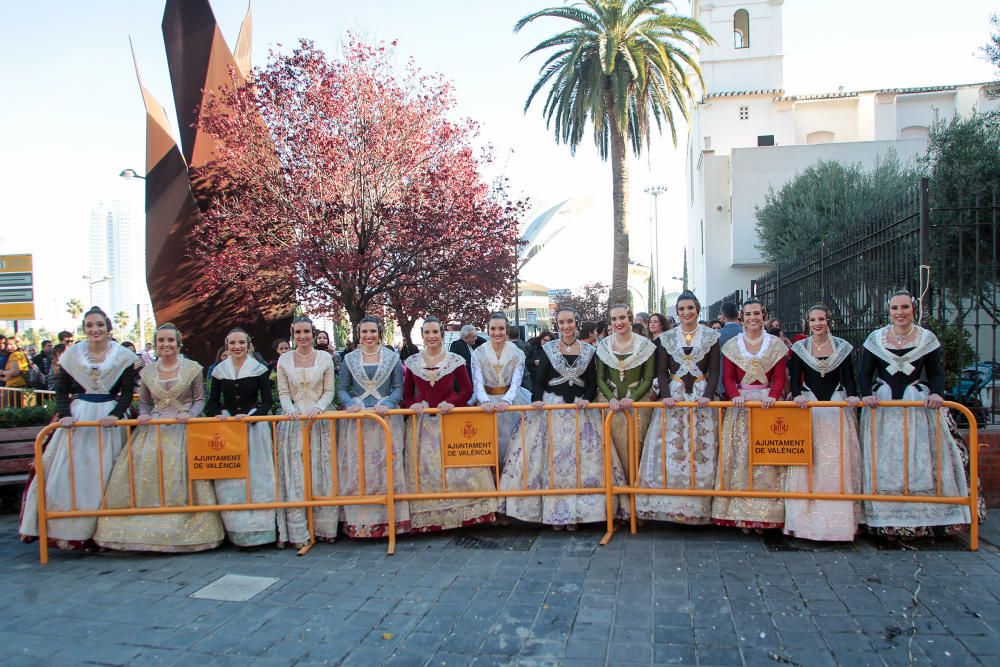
left=693, top=0, right=784, bottom=94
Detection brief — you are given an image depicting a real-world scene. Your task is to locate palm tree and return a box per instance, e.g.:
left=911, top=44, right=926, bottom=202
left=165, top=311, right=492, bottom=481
left=515, top=0, right=711, bottom=304
left=113, top=311, right=130, bottom=331
left=66, top=298, right=84, bottom=320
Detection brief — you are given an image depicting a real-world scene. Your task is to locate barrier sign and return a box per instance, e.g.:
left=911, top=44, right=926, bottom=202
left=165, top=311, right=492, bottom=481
left=749, top=407, right=812, bottom=466
left=441, top=412, right=497, bottom=467
left=0, top=254, right=34, bottom=320
left=187, top=422, right=248, bottom=479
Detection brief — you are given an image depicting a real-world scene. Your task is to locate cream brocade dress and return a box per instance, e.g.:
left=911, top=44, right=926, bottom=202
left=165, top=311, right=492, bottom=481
left=95, top=359, right=224, bottom=552
left=275, top=351, right=339, bottom=545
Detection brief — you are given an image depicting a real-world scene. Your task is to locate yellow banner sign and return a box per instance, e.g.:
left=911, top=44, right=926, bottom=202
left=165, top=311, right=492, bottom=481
left=187, top=422, right=249, bottom=479
left=749, top=407, right=812, bottom=466
left=441, top=412, right=497, bottom=468
left=0, top=255, right=32, bottom=273
left=0, top=303, right=35, bottom=320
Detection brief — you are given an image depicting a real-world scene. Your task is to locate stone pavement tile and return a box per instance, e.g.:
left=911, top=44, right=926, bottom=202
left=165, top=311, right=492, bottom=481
left=564, top=638, right=609, bottom=660
left=696, top=645, right=743, bottom=666
left=958, top=634, right=1000, bottom=656
left=609, top=641, right=653, bottom=663
left=653, top=625, right=696, bottom=646
left=261, top=639, right=320, bottom=662
left=520, top=639, right=566, bottom=657
left=777, top=629, right=828, bottom=650
left=822, top=631, right=875, bottom=654
left=382, top=651, right=431, bottom=667
left=340, top=645, right=395, bottom=666
left=653, top=642, right=696, bottom=664
left=693, top=627, right=739, bottom=648
left=429, top=650, right=476, bottom=666
left=52, top=640, right=143, bottom=665
left=654, top=611, right=693, bottom=628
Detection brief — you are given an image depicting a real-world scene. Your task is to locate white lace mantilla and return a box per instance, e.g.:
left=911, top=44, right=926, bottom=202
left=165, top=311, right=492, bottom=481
left=60, top=341, right=136, bottom=394
left=472, top=341, right=525, bottom=387
left=345, top=348, right=400, bottom=401
left=791, top=336, right=853, bottom=378
left=542, top=340, right=595, bottom=388
left=660, top=325, right=720, bottom=378
left=211, top=356, right=268, bottom=380
left=862, top=326, right=940, bottom=376
left=404, top=351, right=465, bottom=386
left=595, top=334, right=655, bottom=372
left=721, top=333, right=785, bottom=385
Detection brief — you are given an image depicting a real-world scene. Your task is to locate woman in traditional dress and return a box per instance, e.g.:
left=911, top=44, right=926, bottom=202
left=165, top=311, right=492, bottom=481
left=712, top=298, right=788, bottom=530
left=502, top=306, right=626, bottom=529
left=785, top=304, right=863, bottom=541
left=19, top=307, right=137, bottom=549
left=859, top=291, right=970, bottom=536
left=94, top=324, right=223, bottom=552
left=638, top=291, right=721, bottom=525
left=204, top=328, right=278, bottom=547
left=338, top=316, right=410, bottom=537
left=275, top=316, right=339, bottom=547
left=471, top=312, right=531, bottom=462
left=403, top=316, right=496, bottom=531
left=596, top=303, right=656, bottom=482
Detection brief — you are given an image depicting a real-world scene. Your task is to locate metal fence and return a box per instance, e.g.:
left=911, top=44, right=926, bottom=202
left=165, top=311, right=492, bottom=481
left=740, top=177, right=1000, bottom=423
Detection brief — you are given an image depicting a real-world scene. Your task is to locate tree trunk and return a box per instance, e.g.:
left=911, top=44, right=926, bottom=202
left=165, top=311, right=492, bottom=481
left=347, top=304, right=366, bottom=344
left=609, top=123, right=630, bottom=306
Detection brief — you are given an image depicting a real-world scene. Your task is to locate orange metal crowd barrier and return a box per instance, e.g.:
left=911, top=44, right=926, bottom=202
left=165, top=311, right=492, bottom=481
left=26, top=400, right=980, bottom=564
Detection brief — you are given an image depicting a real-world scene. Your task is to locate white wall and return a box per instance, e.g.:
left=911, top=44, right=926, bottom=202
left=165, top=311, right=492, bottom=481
left=696, top=0, right=784, bottom=94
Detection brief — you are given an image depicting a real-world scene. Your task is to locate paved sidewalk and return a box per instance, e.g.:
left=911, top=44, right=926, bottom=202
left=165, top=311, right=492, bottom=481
left=1, top=515, right=999, bottom=666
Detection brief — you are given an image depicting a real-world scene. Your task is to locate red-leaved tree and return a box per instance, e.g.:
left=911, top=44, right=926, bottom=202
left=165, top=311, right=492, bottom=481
left=191, top=38, right=523, bottom=341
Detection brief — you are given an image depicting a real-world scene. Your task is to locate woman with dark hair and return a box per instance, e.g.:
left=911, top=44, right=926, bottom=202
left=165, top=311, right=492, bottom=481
left=647, top=313, right=670, bottom=340
left=338, top=316, right=411, bottom=537
left=526, top=331, right=554, bottom=388
left=859, top=291, right=971, bottom=537
left=784, top=304, right=862, bottom=541
left=502, top=306, right=626, bottom=529
left=638, top=291, right=721, bottom=525
left=403, top=316, right=495, bottom=531
left=276, top=316, right=339, bottom=547
left=204, top=327, right=278, bottom=547
left=596, top=303, right=656, bottom=479
left=712, top=298, right=788, bottom=530
left=472, top=312, right=531, bottom=462
left=20, top=307, right=138, bottom=549
left=95, top=324, right=224, bottom=552
left=270, top=338, right=290, bottom=371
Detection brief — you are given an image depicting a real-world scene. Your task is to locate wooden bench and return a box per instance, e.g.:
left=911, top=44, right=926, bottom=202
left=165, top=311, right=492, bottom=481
left=0, top=426, right=43, bottom=488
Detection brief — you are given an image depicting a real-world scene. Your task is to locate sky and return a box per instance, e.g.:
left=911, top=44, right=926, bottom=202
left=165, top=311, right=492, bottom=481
left=1, top=0, right=997, bottom=330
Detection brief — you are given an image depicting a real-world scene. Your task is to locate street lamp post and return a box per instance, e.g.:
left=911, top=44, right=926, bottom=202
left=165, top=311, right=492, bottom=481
left=83, top=274, right=113, bottom=307
left=644, top=185, right=667, bottom=311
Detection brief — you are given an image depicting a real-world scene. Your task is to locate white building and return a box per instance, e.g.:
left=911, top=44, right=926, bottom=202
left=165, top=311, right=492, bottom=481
left=88, top=201, right=152, bottom=330
left=686, top=0, right=999, bottom=303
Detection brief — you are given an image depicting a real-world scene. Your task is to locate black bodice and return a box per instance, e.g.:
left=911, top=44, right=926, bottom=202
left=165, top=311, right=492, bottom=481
left=204, top=372, right=273, bottom=416
left=531, top=353, right=597, bottom=403
left=789, top=353, right=857, bottom=401
left=859, top=347, right=944, bottom=399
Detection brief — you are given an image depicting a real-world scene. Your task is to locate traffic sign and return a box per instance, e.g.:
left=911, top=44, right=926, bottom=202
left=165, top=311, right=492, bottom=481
left=0, top=254, right=35, bottom=320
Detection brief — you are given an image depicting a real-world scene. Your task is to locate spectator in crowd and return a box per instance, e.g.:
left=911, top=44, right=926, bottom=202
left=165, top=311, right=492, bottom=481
left=47, top=343, right=66, bottom=391
left=716, top=301, right=743, bottom=397
left=580, top=321, right=599, bottom=344
left=596, top=320, right=610, bottom=340
left=32, top=340, right=53, bottom=377
left=57, top=331, right=75, bottom=347
left=0, top=335, right=8, bottom=387
left=449, top=324, right=482, bottom=370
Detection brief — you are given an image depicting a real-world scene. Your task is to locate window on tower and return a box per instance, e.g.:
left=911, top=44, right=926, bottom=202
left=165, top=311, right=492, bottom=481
left=734, top=9, right=750, bottom=49
left=739, top=106, right=749, bottom=120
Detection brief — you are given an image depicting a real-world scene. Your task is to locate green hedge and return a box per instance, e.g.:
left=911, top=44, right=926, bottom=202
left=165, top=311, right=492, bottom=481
left=0, top=401, right=56, bottom=428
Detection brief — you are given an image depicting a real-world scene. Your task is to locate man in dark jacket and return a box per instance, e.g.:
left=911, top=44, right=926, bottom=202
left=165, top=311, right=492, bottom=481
left=449, top=324, right=483, bottom=370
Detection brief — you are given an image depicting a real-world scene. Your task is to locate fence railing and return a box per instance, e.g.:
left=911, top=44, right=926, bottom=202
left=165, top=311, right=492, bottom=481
left=26, top=400, right=981, bottom=564
left=0, top=386, right=55, bottom=409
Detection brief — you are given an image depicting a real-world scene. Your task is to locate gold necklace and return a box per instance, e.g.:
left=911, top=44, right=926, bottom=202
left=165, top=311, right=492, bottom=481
left=680, top=325, right=698, bottom=346
left=810, top=335, right=832, bottom=377
left=87, top=345, right=108, bottom=385
left=559, top=337, right=578, bottom=354
left=892, top=325, right=915, bottom=347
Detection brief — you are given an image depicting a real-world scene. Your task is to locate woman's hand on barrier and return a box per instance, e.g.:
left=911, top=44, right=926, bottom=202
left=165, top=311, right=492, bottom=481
left=438, top=401, right=454, bottom=415
left=926, top=393, right=944, bottom=409
left=345, top=403, right=361, bottom=414
left=58, top=416, right=76, bottom=428
left=531, top=401, right=544, bottom=411
left=574, top=399, right=589, bottom=410
left=233, top=413, right=249, bottom=421
left=696, top=396, right=710, bottom=408
left=480, top=401, right=496, bottom=413
left=99, top=415, right=119, bottom=428
left=494, top=400, right=509, bottom=413
left=732, top=396, right=745, bottom=408
left=176, top=413, right=192, bottom=423
left=794, top=395, right=809, bottom=409
left=136, top=414, right=153, bottom=425
left=374, top=403, right=390, bottom=416
left=662, top=397, right=676, bottom=408
left=862, top=395, right=879, bottom=408
left=846, top=396, right=861, bottom=408
left=760, top=396, right=775, bottom=409
left=620, top=397, right=634, bottom=411
left=412, top=401, right=428, bottom=415
left=304, top=407, right=323, bottom=419
left=609, top=398, right=621, bottom=413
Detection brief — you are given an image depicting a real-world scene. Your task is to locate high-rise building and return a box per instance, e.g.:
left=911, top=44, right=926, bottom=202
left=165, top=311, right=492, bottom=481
left=88, top=201, right=152, bottom=332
